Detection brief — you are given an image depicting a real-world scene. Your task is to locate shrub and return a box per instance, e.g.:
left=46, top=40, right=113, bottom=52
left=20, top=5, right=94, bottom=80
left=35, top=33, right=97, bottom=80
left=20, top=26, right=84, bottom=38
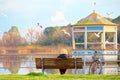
left=27, top=72, right=44, bottom=76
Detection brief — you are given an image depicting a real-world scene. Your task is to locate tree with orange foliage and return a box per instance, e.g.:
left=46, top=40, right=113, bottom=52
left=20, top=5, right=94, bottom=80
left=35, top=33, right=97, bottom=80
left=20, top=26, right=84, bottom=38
left=2, top=26, right=22, bottom=46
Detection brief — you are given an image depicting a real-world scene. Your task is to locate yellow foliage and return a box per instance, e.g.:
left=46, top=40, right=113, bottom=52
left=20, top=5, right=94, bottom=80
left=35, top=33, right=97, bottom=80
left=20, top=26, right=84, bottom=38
left=0, top=45, right=72, bottom=54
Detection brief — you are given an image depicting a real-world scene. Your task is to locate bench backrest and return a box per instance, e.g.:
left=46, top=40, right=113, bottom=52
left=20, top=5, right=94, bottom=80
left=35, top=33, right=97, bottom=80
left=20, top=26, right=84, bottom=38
left=35, top=58, right=83, bottom=69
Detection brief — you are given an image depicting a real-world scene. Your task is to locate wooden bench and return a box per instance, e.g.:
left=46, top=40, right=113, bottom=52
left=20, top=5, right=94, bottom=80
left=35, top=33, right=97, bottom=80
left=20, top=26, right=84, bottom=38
left=35, top=58, right=83, bottom=74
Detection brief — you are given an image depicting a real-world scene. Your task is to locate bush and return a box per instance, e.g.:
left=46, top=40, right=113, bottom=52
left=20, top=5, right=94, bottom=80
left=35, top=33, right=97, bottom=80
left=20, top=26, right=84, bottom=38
left=27, top=72, right=44, bottom=76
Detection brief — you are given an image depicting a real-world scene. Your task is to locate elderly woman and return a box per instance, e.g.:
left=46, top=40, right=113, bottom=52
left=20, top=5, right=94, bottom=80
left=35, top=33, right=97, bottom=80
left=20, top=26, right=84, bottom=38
left=57, top=49, right=69, bottom=74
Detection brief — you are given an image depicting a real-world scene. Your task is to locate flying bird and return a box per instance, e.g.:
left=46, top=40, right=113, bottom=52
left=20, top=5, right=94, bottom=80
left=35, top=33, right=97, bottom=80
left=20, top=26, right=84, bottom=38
left=94, top=32, right=101, bottom=38
left=93, top=2, right=96, bottom=6
left=106, top=12, right=113, bottom=17
left=105, top=40, right=109, bottom=44
left=37, top=23, right=42, bottom=28
left=62, top=29, right=71, bottom=37
left=105, top=36, right=110, bottom=44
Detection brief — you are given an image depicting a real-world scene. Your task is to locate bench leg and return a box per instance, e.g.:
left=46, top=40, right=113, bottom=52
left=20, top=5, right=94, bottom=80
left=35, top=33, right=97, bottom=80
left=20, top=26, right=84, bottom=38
left=41, top=58, right=44, bottom=74
left=59, top=69, right=66, bottom=74
left=42, top=68, right=44, bottom=74
left=74, top=58, right=77, bottom=74
left=75, top=69, right=76, bottom=74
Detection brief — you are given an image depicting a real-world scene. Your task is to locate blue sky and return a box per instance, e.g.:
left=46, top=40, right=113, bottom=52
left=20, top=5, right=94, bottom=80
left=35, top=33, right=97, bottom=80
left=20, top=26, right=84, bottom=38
left=0, top=0, right=120, bottom=36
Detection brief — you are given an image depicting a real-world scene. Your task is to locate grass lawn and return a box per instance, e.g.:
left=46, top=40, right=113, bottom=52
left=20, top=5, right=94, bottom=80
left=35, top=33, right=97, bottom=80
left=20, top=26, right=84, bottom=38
left=0, top=73, right=120, bottom=80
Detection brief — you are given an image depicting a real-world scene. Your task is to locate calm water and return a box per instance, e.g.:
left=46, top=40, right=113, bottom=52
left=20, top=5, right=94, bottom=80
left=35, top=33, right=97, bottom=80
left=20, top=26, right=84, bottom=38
left=0, top=54, right=60, bottom=74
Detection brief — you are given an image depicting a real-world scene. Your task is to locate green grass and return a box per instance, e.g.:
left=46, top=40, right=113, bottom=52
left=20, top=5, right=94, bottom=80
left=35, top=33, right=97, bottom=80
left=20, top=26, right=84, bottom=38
left=0, top=73, right=119, bottom=80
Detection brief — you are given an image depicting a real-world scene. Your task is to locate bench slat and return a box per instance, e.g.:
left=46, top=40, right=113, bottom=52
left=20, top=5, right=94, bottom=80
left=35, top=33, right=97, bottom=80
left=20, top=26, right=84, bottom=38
left=35, top=58, right=83, bottom=69
left=35, top=58, right=42, bottom=69
left=44, top=58, right=74, bottom=69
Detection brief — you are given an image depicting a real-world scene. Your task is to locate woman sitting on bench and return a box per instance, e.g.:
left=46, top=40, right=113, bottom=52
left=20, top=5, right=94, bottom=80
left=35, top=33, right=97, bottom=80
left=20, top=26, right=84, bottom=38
left=57, top=49, right=69, bottom=75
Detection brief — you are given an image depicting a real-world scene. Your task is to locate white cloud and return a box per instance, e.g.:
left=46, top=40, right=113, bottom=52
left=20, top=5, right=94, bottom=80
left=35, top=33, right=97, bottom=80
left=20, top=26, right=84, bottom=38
left=61, top=0, right=79, bottom=5
left=61, top=0, right=74, bottom=4
left=0, top=0, right=44, bottom=13
left=51, top=11, right=68, bottom=25
left=0, top=12, right=8, bottom=17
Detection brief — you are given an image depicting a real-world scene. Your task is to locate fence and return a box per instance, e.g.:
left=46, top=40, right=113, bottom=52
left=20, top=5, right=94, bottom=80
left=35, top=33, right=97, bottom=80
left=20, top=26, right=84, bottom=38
left=0, top=53, right=120, bottom=74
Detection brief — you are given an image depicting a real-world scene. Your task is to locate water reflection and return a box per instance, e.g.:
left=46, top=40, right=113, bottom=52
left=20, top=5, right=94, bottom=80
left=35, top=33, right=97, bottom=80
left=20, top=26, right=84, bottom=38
left=0, top=54, right=60, bottom=74
left=0, top=61, right=38, bottom=74
left=0, top=62, right=60, bottom=74
left=0, top=54, right=28, bottom=74
left=0, top=63, right=11, bottom=74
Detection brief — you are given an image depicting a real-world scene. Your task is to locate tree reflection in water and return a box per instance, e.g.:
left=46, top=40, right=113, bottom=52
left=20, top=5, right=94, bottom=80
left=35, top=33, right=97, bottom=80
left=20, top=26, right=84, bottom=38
left=0, top=54, right=28, bottom=74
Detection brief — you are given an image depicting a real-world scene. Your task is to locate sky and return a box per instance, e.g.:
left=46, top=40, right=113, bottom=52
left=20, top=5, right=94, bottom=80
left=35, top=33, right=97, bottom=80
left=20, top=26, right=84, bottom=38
left=0, top=0, right=120, bottom=36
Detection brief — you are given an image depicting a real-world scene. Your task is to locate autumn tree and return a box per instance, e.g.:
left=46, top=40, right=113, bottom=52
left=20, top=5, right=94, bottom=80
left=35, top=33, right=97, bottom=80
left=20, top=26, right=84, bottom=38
left=2, top=26, right=22, bottom=46
left=24, top=27, right=44, bottom=45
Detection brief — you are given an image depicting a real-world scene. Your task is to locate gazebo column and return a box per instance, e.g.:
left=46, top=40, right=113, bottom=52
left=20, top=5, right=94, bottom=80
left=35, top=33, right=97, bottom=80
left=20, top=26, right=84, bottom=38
left=103, top=31, right=106, bottom=49
left=84, top=27, right=87, bottom=49
left=72, top=27, right=75, bottom=49
left=101, top=33, right=103, bottom=49
left=114, top=32, right=117, bottom=49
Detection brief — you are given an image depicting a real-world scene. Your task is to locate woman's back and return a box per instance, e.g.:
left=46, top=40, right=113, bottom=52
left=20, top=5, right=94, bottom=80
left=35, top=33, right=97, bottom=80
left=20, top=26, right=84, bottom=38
left=57, top=54, right=68, bottom=58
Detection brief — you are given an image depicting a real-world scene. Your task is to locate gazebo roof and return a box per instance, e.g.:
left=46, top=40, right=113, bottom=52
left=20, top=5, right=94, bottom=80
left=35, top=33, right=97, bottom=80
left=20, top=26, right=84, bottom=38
left=73, top=11, right=117, bottom=26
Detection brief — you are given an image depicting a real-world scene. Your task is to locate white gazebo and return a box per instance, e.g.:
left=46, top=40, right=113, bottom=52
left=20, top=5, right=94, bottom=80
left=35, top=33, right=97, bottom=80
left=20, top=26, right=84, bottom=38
left=71, top=11, right=118, bottom=74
